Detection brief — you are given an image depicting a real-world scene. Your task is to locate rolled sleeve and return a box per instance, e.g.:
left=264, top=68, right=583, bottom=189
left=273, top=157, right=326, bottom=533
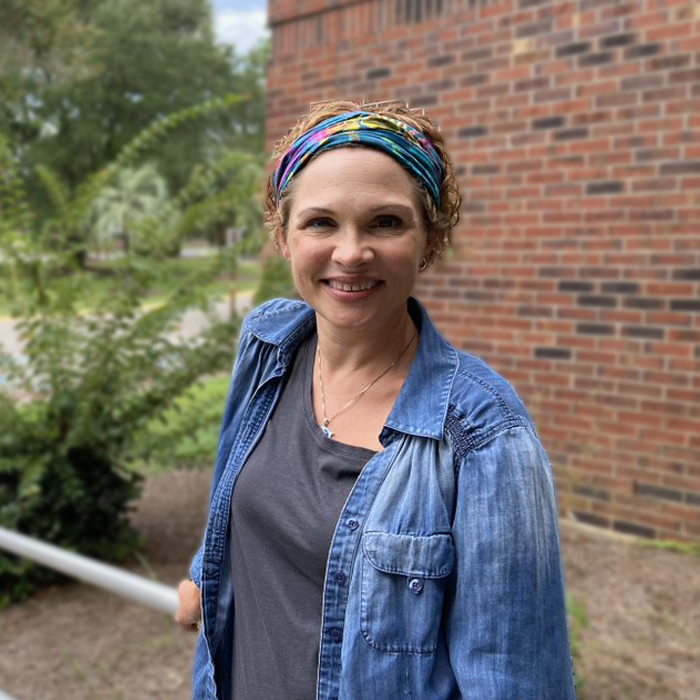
left=445, top=425, right=576, bottom=699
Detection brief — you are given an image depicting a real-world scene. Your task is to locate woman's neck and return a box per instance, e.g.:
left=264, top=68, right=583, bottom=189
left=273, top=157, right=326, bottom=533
left=315, top=311, right=418, bottom=377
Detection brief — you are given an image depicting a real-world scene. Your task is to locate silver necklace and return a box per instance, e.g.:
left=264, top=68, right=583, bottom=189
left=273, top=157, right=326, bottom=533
left=316, top=331, right=417, bottom=439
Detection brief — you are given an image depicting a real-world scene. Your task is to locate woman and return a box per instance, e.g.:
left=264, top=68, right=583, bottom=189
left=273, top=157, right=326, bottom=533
left=176, top=100, right=576, bottom=700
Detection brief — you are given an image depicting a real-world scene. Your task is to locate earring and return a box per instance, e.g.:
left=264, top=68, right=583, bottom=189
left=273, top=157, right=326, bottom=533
left=419, top=257, right=428, bottom=272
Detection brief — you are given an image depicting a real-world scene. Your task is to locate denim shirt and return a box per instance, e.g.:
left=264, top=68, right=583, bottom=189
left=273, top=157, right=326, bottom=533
left=190, top=297, right=576, bottom=700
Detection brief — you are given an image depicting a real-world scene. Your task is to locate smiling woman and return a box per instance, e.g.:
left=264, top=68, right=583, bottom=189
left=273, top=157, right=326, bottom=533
left=177, top=100, right=577, bottom=700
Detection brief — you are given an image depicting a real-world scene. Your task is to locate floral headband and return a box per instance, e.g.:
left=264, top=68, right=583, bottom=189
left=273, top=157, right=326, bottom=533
left=271, top=110, right=444, bottom=207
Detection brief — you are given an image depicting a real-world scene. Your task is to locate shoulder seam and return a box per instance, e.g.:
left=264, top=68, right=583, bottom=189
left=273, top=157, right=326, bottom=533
left=445, top=407, right=531, bottom=473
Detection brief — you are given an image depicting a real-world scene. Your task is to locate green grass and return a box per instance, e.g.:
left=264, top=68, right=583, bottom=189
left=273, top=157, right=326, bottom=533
left=128, top=373, right=231, bottom=473
left=567, top=594, right=588, bottom=693
left=637, top=539, right=700, bottom=557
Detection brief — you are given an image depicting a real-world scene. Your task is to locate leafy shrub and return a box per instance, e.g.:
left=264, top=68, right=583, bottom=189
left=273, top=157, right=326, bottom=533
left=0, top=96, right=255, bottom=606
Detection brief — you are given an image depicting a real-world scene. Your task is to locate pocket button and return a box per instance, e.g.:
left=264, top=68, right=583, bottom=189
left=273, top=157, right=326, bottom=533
left=408, top=577, right=424, bottom=594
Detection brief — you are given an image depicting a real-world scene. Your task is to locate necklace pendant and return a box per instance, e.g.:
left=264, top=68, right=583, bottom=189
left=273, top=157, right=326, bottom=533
left=321, top=422, right=334, bottom=439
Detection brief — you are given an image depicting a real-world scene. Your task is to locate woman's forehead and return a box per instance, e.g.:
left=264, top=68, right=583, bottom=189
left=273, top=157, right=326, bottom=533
left=292, top=148, right=419, bottom=194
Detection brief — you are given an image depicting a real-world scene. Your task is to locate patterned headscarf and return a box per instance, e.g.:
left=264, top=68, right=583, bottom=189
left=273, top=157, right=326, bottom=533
left=272, top=111, right=444, bottom=207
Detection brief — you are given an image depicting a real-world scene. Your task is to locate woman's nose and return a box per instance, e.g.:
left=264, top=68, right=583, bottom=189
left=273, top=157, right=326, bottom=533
left=331, top=229, right=374, bottom=268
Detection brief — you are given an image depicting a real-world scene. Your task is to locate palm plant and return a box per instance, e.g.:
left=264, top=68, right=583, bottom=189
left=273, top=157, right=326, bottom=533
left=90, top=163, right=169, bottom=255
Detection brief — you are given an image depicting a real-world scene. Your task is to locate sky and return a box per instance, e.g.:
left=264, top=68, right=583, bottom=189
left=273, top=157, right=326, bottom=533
left=212, top=0, right=269, bottom=55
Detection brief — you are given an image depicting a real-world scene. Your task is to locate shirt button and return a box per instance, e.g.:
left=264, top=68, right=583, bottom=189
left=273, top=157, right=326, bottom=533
left=329, top=627, right=343, bottom=642
left=346, top=518, right=359, bottom=531
left=333, top=571, right=347, bottom=585
left=408, top=577, right=424, bottom=594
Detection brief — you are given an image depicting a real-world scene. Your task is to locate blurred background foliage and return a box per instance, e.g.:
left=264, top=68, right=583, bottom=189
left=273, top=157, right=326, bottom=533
left=0, top=0, right=283, bottom=606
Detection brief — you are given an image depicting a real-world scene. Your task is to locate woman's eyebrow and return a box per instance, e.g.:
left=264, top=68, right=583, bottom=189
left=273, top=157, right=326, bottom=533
left=296, top=203, right=414, bottom=218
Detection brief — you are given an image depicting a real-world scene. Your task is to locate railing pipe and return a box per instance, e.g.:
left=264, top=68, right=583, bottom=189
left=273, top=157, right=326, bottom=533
left=0, top=526, right=179, bottom=616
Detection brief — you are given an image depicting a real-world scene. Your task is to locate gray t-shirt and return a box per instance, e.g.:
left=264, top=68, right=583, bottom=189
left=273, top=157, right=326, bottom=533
left=229, top=333, right=376, bottom=700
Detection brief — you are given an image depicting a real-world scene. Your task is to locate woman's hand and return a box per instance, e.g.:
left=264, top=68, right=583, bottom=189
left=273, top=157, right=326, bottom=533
left=175, top=579, right=202, bottom=632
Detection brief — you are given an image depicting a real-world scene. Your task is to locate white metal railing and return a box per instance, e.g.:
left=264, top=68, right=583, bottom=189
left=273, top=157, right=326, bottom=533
left=0, top=526, right=179, bottom=614
left=0, top=525, right=181, bottom=700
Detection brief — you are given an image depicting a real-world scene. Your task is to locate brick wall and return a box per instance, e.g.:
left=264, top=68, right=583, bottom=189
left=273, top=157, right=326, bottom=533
left=266, top=0, right=700, bottom=541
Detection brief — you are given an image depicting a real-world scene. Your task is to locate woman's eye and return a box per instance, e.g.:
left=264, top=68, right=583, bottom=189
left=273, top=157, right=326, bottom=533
left=375, top=216, right=402, bottom=229
left=306, top=218, right=334, bottom=229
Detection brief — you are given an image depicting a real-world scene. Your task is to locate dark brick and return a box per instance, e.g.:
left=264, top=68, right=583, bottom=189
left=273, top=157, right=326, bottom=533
left=519, top=306, right=554, bottom=317
left=573, top=510, right=609, bottom=528
left=672, top=269, right=700, bottom=281
left=554, top=128, right=589, bottom=141
left=574, top=485, right=611, bottom=502
left=458, top=126, right=487, bottom=139
left=463, top=290, right=497, bottom=302
left=472, top=164, right=501, bottom=175
left=579, top=51, right=613, bottom=66
left=534, top=347, right=572, bottom=360
left=650, top=55, right=692, bottom=71
left=686, top=493, right=700, bottom=508
left=540, top=267, right=568, bottom=277
left=463, top=73, right=488, bottom=86
left=428, top=79, right=455, bottom=92
left=614, top=520, right=655, bottom=539
left=462, top=48, right=492, bottom=62
left=670, top=68, right=700, bottom=84
left=581, top=268, right=616, bottom=279
left=484, top=279, right=516, bottom=289
left=516, top=77, right=550, bottom=92
left=660, top=161, right=700, bottom=176
left=428, top=55, right=455, bottom=68
left=624, top=43, right=662, bottom=59
left=410, top=94, right=438, bottom=108
left=516, top=20, right=553, bottom=38
left=577, top=323, right=615, bottom=335
left=670, top=299, right=700, bottom=312
left=600, top=282, right=639, bottom=294
left=600, top=33, right=636, bottom=49
left=622, top=326, right=665, bottom=339
left=556, top=42, right=591, bottom=57
left=624, top=297, right=665, bottom=310
left=587, top=181, right=624, bottom=195
left=579, top=295, right=617, bottom=308
left=366, top=67, right=391, bottom=80
left=635, top=482, right=683, bottom=502
left=560, top=281, right=595, bottom=293
left=533, top=116, right=565, bottom=130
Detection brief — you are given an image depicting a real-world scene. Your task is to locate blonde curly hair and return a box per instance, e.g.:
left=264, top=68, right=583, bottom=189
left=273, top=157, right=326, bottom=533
left=263, top=100, right=461, bottom=267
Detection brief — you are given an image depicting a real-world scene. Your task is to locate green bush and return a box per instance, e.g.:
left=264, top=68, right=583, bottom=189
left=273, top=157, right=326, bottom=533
left=0, top=96, right=253, bottom=606
left=129, top=374, right=231, bottom=472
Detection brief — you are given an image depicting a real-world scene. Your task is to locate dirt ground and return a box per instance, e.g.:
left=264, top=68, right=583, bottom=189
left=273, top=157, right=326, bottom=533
left=0, top=468, right=698, bottom=700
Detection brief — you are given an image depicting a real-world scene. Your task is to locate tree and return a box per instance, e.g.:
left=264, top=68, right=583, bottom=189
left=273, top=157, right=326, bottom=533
left=0, top=0, right=264, bottom=220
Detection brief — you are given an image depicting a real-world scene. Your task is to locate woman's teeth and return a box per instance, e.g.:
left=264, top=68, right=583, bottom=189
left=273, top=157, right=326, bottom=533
left=327, top=280, right=378, bottom=292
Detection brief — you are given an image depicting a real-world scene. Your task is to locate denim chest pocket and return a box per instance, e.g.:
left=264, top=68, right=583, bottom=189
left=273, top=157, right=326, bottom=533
left=360, top=531, right=455, bottom=655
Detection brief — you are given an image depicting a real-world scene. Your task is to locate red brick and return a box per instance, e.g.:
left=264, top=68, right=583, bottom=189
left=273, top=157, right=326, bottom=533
left=269, top=0, right=700, bottom=538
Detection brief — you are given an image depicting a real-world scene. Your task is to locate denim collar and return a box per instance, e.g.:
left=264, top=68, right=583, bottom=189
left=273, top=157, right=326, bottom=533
left=246, top=297, right=459, bottom=440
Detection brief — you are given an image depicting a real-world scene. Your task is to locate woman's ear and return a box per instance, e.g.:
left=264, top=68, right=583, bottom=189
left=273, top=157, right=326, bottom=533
left=278, top=229, right=291, bottom=260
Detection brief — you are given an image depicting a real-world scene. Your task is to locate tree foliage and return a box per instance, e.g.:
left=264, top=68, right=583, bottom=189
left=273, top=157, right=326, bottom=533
left=0, top=0, right=267, bottom=217
left=0, top=94, right=257, bottom=606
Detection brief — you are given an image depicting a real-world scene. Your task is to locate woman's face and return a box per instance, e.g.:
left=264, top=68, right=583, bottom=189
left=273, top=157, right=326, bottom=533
left=281, top=148, right=428, bottom=334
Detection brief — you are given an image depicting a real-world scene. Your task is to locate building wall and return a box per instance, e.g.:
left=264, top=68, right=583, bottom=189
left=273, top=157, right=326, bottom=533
left=265, top=0, right=700, bottom=541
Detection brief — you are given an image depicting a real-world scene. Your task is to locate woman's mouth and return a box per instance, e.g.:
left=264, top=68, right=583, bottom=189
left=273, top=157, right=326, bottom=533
left=322, top=278, right=382, bottom=300
left=326, top=279, right=380, bottom=292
